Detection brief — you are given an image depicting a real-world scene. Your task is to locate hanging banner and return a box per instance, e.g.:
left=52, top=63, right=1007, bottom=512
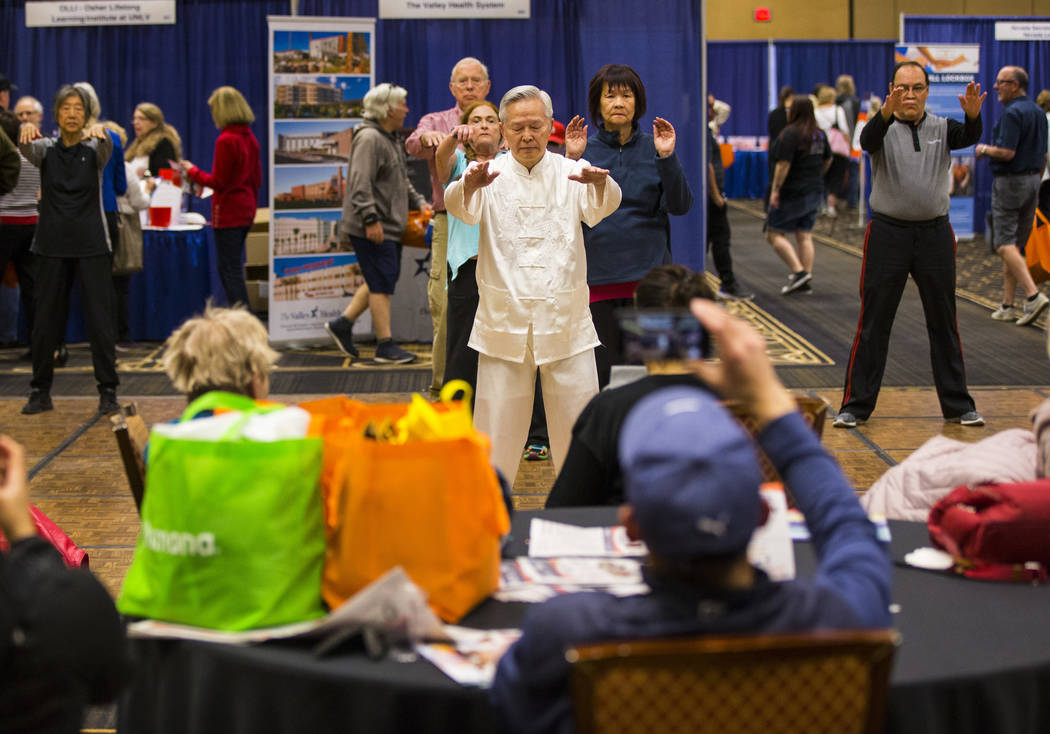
left=25, top=1, right=175, bottom=26
left=268, top=15, right=376, bottom=343
left=994, top=22, right=1050, bottom=41
left=378, top=0, right=529, bottom=19
left=895, top=44, right=980, bottom=240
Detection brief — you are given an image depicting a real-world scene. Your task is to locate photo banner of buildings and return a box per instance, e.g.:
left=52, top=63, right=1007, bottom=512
left=267, top=15, right=376, bottom=343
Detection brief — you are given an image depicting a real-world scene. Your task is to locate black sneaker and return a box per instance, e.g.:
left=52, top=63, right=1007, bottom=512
left=717, top=281, right=755, bottom=300
left=98, top=389, right=120, bottom=415
left=780, top=270, right=812, bottom=295
left=324, top=317, right=358, bottom=358
left=22, top=390, right=53, bottom=415
left=374, top=340, right=417, bottom=364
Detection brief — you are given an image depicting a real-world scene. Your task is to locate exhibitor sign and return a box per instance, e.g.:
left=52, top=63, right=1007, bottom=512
left=378, top=0, right=529, bottom=19
left=25, top=1, right=176, bottom=27
left=994, top=22, right=1050, bottom=41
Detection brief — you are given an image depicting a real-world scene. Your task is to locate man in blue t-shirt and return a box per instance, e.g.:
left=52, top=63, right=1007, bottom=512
left=976, top=65, right=1050, bottom=326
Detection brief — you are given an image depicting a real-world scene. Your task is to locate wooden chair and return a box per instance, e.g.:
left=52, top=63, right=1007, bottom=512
left=110, top=403, right=149, bottom=513
left=725, top=395, right=829, bottom=484
left=569, top=629, right=899, bottom=734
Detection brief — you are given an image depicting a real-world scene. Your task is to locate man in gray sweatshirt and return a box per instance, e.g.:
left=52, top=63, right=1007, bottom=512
left=835, top=61, right=985, bottom=429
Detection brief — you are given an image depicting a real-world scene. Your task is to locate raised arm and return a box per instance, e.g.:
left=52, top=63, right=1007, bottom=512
left=654, top=117, right=693, bottom=215
left=405, top=111, right=449, bottom=161
left=435, top=125, right=471, bottom=184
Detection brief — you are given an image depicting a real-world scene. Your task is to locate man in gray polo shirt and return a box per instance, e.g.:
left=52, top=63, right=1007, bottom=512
left=835, top=61, right=985, bottom=429
left=976, top=65, right=1049, bottom=326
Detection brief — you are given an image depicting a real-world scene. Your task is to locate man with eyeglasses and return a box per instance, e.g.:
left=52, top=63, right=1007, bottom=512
left=976, top=65, right=1049, bottom=326
left=835, top=60, right=985, bottom=429
left=405, top=57, right=492, bottom=396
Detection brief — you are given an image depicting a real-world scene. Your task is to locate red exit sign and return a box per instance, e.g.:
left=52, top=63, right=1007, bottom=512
left=754, top=7, right=771, bottom=21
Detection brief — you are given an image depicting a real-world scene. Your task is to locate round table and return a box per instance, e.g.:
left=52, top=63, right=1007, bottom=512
left=117, top=507, right=1050, bottom=734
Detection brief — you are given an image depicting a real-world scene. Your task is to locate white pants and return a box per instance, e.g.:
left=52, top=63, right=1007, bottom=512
left=475, top=347, right=598, bottom=487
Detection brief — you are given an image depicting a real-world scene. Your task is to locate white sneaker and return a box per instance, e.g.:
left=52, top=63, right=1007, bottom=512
left=1017, top=292, right=1050, bottom=326
left=990, top=305, right=1017, bottom=321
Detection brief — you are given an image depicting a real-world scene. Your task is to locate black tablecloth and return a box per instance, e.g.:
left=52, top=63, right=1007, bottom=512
left=117, top=509, right=1050, bottom=734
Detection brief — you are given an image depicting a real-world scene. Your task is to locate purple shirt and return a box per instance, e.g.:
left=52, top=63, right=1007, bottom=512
left=404, top=104, right=463, bottom=212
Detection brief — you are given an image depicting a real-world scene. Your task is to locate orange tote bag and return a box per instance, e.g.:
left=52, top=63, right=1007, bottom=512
left=1025, top=209, right=1050, bottom=284
left=300, top=391, right=509, bottom=623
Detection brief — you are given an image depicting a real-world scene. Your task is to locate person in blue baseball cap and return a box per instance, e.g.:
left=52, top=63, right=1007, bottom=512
left=491, top=298, right=893, bottom=734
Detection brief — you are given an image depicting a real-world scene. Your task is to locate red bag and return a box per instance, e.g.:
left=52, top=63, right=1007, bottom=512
left=0, top=504, right=89, bottom=568
left=928, top=480, right=1050, bottom=582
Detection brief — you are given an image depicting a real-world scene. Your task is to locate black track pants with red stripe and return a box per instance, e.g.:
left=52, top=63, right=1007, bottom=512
left=840, top=213, right=975, bottom=420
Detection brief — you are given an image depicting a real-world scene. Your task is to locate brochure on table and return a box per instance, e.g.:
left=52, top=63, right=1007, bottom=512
left=267, top=15, right=376, bottom=343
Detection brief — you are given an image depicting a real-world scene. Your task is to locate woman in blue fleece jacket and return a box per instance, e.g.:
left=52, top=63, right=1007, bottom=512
left=565, top=64, right=693, bottom=387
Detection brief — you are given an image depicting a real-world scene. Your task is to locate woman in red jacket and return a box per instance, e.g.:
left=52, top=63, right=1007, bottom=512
left=181, top=86, right=261, bottom=311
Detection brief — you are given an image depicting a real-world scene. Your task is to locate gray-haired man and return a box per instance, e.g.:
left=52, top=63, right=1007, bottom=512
left=405, top=57, right=492, bottom=395
left=445, top=86, right=621, bottom=485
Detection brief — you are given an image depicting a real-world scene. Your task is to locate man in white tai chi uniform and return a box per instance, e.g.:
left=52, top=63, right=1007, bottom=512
left=445, top=85, right=621, bottom=484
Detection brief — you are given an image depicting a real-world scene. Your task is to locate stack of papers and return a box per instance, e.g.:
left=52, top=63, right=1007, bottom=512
left=495, top=557, right=649, bottom=603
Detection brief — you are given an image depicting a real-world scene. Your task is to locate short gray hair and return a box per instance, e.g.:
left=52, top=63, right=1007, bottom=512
left=451, top=57, right=489, bottom=82
left=16, top=95, right=43, bottom=114
left=362, top=83, right=407, bottom=121
left=73, top=81, right=101, bottom=122
left=498, top=85, right=553, bottom=123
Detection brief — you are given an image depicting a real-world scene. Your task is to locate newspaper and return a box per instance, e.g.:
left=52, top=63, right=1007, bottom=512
left=127, top=566, right=448, bottom=644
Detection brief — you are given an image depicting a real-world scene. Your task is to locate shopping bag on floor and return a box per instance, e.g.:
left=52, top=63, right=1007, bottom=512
left=117, top=391, right=326, bottom=630
left=1025, top=209, right=1050, bottom=284
left=301, top=382, right=509, bottom=623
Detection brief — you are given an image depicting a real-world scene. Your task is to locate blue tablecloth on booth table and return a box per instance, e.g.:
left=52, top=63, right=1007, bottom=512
left=724, top=150, right=768, bottom=200
left=66, top=227, right=226, bottom=343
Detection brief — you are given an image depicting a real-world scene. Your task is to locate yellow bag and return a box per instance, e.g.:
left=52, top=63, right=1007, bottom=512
left=299, top=383, right=509, bottom=623
left=1025, top=209, right=1050, bottom=285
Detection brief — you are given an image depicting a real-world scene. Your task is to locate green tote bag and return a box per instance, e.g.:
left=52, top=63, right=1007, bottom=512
left=118, top=392, right=326, bottom=630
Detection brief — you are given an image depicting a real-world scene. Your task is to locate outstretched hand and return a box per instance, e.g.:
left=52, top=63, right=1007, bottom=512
left=958, top=81, right=985, bottom=119
left=462, top=160, right=500, bottom=196
left=449, top=124, right=473, bottom=143
left=83, top=123, right=108, bottom=140
left=653, top=117, right=676, bottom=158
left=564, top=115, right=587, bottom=160
left=567, top=165, right=610, bottom=186
left=881, top=86, right=906, bottom=120
left=19, top=122, right=42, bottom=144
left=688, top=299, right=796, bottom=428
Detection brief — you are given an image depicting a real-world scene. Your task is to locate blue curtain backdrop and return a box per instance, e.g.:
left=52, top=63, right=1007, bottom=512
left=0, top=0, right=287, bottom=209
left=774, top=41, right=895, bottom=108
left=1, top=0, right=706, bottom=270
left=297, top=0, right=706, bottom=270
left=708, top=41, right=768, bottom=137
left=902, top=15, right=1050, bottom=232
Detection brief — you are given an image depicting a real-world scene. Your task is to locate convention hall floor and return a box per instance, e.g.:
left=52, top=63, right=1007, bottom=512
left=3, top=204, right=1047, bottom=732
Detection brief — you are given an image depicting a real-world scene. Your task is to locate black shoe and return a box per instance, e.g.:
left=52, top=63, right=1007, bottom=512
left=717, top=281, right=755, bottom=300
left=780, top=270, right=812, bottom=295
left=22, top=390, right=53, bottom=415
left=324, top=317, right=359, bottom=358
left=55, top=344, right=69, bottom=367
left=374, top=340, right=418, bottom=365
left=98, top=389, right=120, bottom=415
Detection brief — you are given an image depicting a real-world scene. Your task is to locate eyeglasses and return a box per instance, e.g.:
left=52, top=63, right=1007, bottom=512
left=893, top=84, right=927, bottom=94
left=994, top=78, right=1017, bottom=86
left=453, top=77, right=486, bottom=89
